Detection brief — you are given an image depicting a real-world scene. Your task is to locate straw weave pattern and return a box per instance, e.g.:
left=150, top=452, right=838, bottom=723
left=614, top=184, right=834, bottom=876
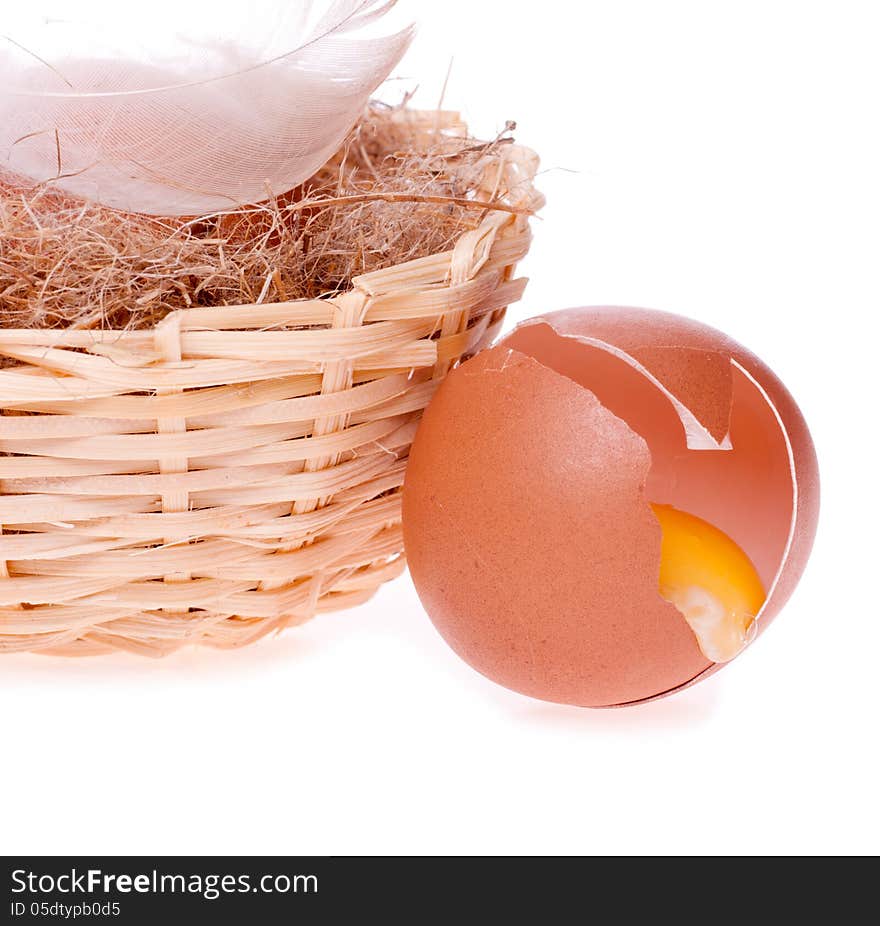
left=0, top=114, right=539, bottom=656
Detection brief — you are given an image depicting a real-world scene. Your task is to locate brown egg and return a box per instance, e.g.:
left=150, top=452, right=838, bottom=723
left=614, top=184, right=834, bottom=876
left=403, top=307, right=819, bottom=707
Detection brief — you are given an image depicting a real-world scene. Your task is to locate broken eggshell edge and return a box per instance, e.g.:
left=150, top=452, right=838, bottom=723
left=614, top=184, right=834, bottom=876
left=506, top=307, right=820, bottom=705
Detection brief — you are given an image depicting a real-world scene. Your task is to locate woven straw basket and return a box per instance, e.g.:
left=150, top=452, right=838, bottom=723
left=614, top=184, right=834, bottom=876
left=0, top=110, right=540, bottom=656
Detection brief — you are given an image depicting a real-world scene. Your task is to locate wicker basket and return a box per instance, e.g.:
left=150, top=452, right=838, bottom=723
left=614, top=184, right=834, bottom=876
left=0, top=110, right=539, bottom=656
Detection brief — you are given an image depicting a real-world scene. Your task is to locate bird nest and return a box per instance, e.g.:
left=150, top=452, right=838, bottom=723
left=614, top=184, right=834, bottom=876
left=0, top=104, right=541, bottom=656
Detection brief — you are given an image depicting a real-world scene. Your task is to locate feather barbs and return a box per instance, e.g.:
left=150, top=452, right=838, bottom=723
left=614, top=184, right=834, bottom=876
left=0, top=1, right=414, bottom=215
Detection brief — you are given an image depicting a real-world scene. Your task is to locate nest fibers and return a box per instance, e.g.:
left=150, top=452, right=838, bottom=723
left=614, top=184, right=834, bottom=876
left=0, top=104, right=529, bottom=333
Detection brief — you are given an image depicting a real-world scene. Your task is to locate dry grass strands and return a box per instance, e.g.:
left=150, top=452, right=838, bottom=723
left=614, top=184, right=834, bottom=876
left=0, top=105, right=541, bottom=656
left=0, top=106, right=529, bottom=332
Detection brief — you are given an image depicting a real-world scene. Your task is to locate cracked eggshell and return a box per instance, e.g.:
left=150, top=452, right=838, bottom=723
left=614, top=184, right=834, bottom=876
left=403, top=306, right=819, bottom=707
left=403, top=344, right=710, bottom=707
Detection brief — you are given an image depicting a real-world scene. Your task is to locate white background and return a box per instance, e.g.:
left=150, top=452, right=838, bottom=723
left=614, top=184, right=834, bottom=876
left=2, top=0, right=878, bottom=855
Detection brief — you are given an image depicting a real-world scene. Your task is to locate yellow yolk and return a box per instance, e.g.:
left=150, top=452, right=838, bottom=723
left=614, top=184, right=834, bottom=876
left=651, top=504, right=766, bottom=663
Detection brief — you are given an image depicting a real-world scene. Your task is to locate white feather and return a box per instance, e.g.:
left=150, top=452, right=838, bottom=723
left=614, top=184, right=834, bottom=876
left=0, top=1, right=414, bottom=214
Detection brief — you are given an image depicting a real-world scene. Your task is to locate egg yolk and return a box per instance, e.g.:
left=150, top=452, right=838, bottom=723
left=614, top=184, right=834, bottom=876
left=651, top=504, right=766, bottom=663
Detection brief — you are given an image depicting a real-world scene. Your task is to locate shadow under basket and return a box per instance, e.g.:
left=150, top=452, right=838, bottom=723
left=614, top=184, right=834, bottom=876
left=0, top=110, right=540, bottom=656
